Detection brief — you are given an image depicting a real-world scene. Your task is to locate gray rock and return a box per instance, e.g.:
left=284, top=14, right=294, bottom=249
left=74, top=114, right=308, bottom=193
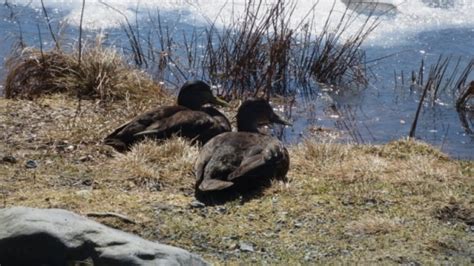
left=1, top=155, right=17, bottom=164
left=0, top=207, right=209, bottom=265
left=189, top=200, right=206, bottom=209
left=239, top=241, right=254, bottom=252
left=25, top=160, right=37, bottom=169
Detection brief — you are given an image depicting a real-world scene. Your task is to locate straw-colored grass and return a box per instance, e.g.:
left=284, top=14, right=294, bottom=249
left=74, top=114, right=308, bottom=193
left=1, top=95, right=473, bottom=264
left=4, top=45, right=163, bottom=101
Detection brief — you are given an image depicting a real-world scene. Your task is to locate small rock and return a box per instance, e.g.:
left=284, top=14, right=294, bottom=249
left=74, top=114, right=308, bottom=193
left=239, top=241, right=254, bottom=252
left=2, top=155, right=17, bottom=164
left=216, top=206, right=227, bottom=214
left=78, top=155, right=93, bottom=162
left=189, top=201, right=206, bottom=209
left=25, top=160, right=37, bottom=169
left=66, top=145, right=75, bottom=151
left=294, top=222, right=303, bottom=228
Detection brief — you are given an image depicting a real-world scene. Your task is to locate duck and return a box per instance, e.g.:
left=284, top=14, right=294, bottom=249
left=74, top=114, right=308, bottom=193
left=104, top=80, right=231, bottom=152
left=194, top=98, right=291, bottom=200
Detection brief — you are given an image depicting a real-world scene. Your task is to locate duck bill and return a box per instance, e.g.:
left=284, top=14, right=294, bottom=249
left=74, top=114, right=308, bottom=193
left=271, top=113, right=292, bottom=126
left=211, top=96, right=230, bottom=107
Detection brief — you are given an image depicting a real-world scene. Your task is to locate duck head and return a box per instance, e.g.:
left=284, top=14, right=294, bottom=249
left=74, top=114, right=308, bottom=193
left=177, top=80, right=229, bottom=110
left=237, top=98, right=292, bottom=132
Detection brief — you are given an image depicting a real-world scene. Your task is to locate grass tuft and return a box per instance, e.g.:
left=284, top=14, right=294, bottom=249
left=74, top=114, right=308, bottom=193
left=4, top=45, right=163, bottom=101
left=108, top=138, right=198, bottom=191
left=378, top=138, right=449, bottom=160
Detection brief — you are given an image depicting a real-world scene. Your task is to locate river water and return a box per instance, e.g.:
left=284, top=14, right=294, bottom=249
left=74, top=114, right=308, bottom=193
left=1, top=0, right=473, bottom=158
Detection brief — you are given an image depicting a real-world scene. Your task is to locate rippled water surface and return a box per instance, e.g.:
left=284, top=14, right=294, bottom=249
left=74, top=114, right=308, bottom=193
left=1, top=0, right=473, bottom=158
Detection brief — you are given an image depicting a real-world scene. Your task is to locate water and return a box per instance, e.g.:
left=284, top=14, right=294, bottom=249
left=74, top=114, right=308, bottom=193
left=1, top=0, right=473, bottom=159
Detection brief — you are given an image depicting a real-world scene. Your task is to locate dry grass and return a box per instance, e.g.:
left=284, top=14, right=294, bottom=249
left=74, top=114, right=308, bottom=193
left=346, top=215, right=402, bottom=236
left=107, top=139, right=198, bottom=192
left=1, top=95, right=473, bottom=264
left=4, top=45, right=163, bottom=101
left=137, top=0, right=375, bottom=97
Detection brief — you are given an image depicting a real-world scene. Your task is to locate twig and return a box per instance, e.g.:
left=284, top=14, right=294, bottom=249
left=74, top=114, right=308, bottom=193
left=456, top=81, right=474, bottom=110
left=78, top=0, right=85, bottom=66
left=457, top=109, right=473, bottom=135
left=40, top=0, right=59, bottom=50
left=86, top=212, right=136, bottom=224
left=36, top=24, right=44, bottom=62
left=409, top=78, right=431, bottom=138
left=99, top=0, right=146, bottom=67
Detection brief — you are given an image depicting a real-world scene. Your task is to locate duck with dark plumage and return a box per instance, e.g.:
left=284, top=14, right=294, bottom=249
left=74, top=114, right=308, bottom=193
left=194, top=98, right=291, bottom=202
left=104, top=80, right=231, bottom=152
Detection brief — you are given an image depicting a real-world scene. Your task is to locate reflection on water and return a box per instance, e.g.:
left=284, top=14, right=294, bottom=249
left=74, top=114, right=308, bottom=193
left=0, top=0, right=473, bottom=158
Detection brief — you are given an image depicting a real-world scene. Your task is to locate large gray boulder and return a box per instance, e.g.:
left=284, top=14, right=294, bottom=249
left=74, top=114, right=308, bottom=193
left=0, top=207, right=208, bottom=265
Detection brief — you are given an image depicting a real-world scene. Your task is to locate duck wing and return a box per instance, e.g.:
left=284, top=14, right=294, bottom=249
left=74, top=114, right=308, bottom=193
left=194, top=133, right=236, bottom=191
left=134, top=110, right=225, bottom=142
left=227, top=138, right=288, bottom=181
left=104, top=105, right=188, bottom=150
left=195, top=133, right=289, bottom=192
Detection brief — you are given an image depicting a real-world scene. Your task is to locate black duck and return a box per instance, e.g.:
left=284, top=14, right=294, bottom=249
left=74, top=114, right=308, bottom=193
left=194, top=98, right=291, bottom=199
left=104, top=80, right=230, bottom=152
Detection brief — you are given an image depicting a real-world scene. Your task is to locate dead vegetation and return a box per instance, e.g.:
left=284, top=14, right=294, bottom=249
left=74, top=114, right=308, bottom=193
left=394, top=56, right=474, bottom=137
left=346, top=215, right=402, bottom=236
left=124, top=0, right=376, bottom=98
left=456, top=80, right=474, bottom=111
left=4, top=45, right=163, bottom=101
left=4, top=0, right=378, bottom=103
left=0, top=95, right=473, bottom=264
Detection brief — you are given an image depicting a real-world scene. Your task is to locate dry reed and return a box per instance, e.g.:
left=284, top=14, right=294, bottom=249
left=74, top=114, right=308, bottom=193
left=4, top=44, right=163, bottom=101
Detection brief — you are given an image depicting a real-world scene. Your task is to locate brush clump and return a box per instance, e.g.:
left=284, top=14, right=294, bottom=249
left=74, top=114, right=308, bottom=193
left=4, top=45, right=163, bottom=101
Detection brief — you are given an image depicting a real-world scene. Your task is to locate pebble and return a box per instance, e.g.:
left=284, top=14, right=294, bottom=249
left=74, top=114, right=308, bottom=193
left=239, top=241, right=254, bottom=252
left=25, top=160, right=38, bottom=169
left=294, top=222, right=303, bottom=228
left=216, top=206, right=227, bottom=214
left=66, top=145, right=75, bottom=151
left=78, top=155, right=93, bottom=162
left=189, top=200, right=206, bottom=209
left=2, top=155, right=17, bottom=164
